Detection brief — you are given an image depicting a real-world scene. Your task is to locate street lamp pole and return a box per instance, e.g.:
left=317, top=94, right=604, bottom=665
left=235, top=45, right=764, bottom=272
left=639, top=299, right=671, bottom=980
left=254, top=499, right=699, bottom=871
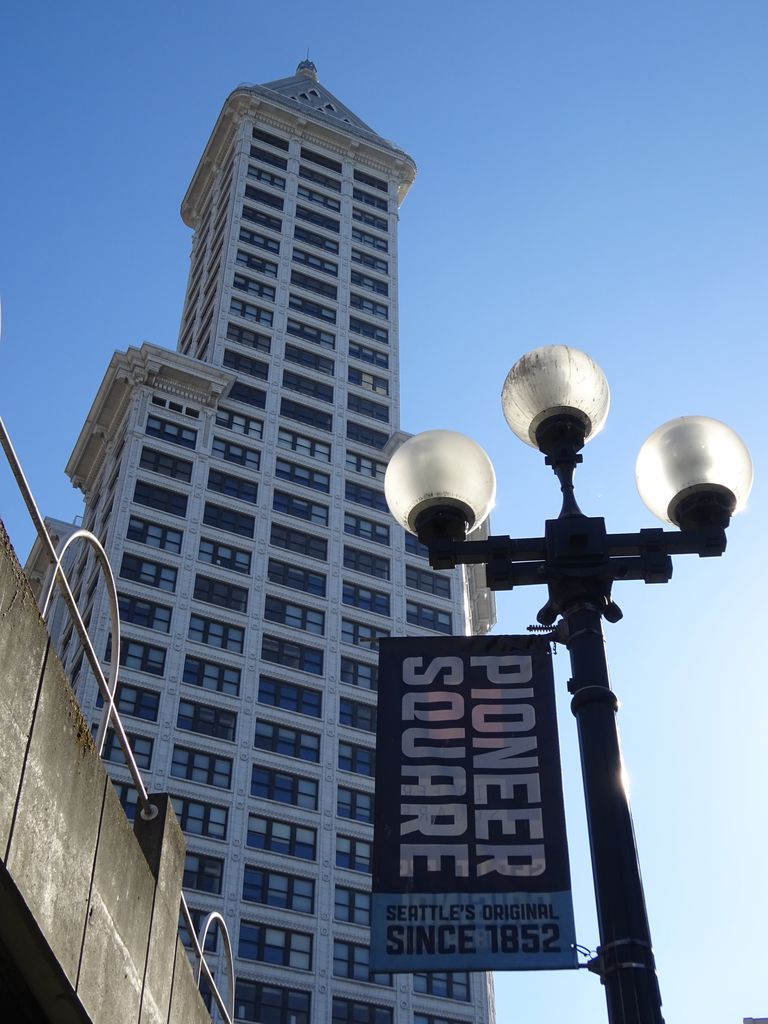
left=383, top=346, right=752, bottom=1024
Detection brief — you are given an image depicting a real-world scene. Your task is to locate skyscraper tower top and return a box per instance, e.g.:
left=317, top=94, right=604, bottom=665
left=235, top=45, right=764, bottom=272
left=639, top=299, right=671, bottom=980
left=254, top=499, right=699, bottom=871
left=182, top=64, right=416, bottom=227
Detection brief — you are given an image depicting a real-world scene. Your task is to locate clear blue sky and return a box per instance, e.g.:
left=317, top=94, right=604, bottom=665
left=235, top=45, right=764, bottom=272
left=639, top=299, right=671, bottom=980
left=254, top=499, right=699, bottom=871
left=2, top=2, right=767, bottom=1020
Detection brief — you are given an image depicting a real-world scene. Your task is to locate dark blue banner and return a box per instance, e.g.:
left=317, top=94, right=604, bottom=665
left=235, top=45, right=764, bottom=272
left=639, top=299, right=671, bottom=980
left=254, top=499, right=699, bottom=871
left=371, top=634, right=578, bottom=972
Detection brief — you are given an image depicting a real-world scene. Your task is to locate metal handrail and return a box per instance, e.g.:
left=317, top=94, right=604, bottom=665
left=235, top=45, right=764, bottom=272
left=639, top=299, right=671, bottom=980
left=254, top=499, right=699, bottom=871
left=0, top=411, right=233, bottom=1024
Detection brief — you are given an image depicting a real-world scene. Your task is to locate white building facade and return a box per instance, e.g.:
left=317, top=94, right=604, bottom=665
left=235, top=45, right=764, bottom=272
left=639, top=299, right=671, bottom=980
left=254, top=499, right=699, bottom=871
left=39, top=62, right=496, bottom=1024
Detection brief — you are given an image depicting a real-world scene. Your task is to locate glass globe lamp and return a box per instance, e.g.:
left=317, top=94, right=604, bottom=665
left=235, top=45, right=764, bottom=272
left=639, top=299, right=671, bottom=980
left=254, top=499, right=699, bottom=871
left=384, top=430, right=496, bottom=541
left=501, top=345, right=610, bottom=451
left=635, top=416, right=753, bottom=528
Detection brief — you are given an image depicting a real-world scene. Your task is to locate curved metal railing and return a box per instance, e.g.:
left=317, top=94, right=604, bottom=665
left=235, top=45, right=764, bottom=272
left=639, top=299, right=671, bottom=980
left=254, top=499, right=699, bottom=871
left=0, top=412, right=234, bottom=1024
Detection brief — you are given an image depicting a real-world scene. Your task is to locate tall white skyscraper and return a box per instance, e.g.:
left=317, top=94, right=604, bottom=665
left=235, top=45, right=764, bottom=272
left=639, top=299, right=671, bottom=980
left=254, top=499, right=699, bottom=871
left=31, top=62, right=495, bottom=1024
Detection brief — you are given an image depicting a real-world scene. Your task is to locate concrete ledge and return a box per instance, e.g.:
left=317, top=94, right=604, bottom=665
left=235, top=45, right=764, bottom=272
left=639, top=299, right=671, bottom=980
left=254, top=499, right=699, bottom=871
left=0, top=524, right=211, bottom=1024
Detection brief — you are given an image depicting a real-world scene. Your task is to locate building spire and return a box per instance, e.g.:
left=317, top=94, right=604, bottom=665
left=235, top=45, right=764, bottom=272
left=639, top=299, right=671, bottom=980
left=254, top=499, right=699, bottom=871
left=296, top=56, right=318, bottom=80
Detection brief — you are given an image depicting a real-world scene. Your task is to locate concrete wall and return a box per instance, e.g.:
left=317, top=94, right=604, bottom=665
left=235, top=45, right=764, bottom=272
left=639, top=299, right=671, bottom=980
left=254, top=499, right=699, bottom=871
left=0, top=522, right=213, bottom=1024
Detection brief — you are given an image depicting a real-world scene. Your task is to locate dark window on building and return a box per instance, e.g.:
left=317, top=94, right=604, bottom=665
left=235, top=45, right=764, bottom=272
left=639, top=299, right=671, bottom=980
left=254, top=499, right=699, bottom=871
left=300, top=146, right=342, bottom=173
left=299, top=163, right=342, bottom=193
left=244, top=183, right=284, bottom=211
left=352, top=207, right=387, bottom=232
left=228, top=381, right=267, bottom=409
left=139, top=446, right=193, bottom=482
left=247, top=164, right=286, bottom=190
left=249, top=142, right=289, bottom=168
left=406, top=564, right=452, bottom=598
left=230, top=297, right=274, bottom=328
left=345, top=451, right=387, bottom=482
left=242, top=204, right=282, bottom=233
left=345, top=481, right=388, bottom=512
left=352, top=186, right=388, bottom=211
left=348, top=366, right=389, bottom=394
left=340, top=657, right=378, bottom=692
left=261, top=635, right=323, bottom=676
left=171, top=745, right=232, bottom=789
left=177, top=698, right=237, bottom=741
left=342, top=582, right=390, bottom=616
left=295, top=205, right=339, bottom=233
left=223, top=347, right=270, bottom=380
left=339, top=698, right=377, bottom=734
left=255, top=721, right=320, bottom=763
left=344, top=512, right=389, bottom=546
left=251, top=767, right=319, bottom=811
left=284, top=343, right=335, bottom=376
left=341, top=619, right=389, bottom=647
left=188, top=614, right=245, bottom=653
left=412, top=972, right=471, bottom=1002
left=96, top=682, right=159, bottom=721
left=103, top=730, right=153, bottom=770
left=238, top=922, right=312, bottom=970
left=348, top=339, right=389, bottom=368
left=203, top=501, right=255, bottom=539
left=347, top=393, right=389, bottom=423
left=232, top=273, right=277, bottom=302
left=333, top=941, right=391, bottom=985
left=193, top=574, right=249, bottom=613
left=145, top=415, right=197, bottom=449
left=350, top=293, right=388, bottom=320
left=212, top=434, right=260, bottom=470
left=290, top=269, right=338, bottom=299
left=171, top=795, right=228, bottom=840
left=239, top=225, right=280, bottom=254
left=183, top=852, right=224, bottom=894
left=183, top=655, right=241, bottom=696
left=116, top=639, right=166, bottom=676
left=286, top=317, right=335, bottom=350
left=258, top=676, right=322, bottom=718
left=179, top=907, right=218, bottom=953
left=198, top=536, right=251, bottom=574
left=275, top=457, right=330, bottom=492
left=270, top=523, right=327, bottom=561
left=253, top=126, right=290, bottom=151
left=338, top=742, right=375, bottom=777
left=337, top=787, right=373, bottom=823
left=349, top=316, right=388, bottom=345
left=126, top=515, right=183, bottom=553
left=405, top=532, right=430, bottom=558
left=235, top=981, right=311, bottom=1024
left=207, top=468, right=258, bottom=504
left=333, top=1000, right=391, bottom=1024
left=351, top=248, right=388, bottom=274
left=133, top=480, right=188, bottom=518
left=215, top=407, right=264, bottom=439
left=118, top=593, right=172, bottom=633
left=268, top=558, right=326, bottom=597
left=288, top=293, right=336, bottom=325
left=120, top=553, right=177, bottom=592
left=226, top=321, right=271, bottom=353
left=277, top=427, right=331, bottom=462
left=346, top=421, right=389, bottom=450
left=264, top=596, right=324, bottom=636
left=406, top=601, right=453, bottom=635
left=243, top=866, right=315, bottom=914
left=293, top=224, right=339, bottom=254
left=280, top=398, right=333, bottom=432
left=354, top=168, right=388, bottom=192
left=235, top=248, right=279, bottom=277
left=351, top=227, right=388, bottom=253
left=334, top=888, right=372, bottom=926
left=272, top=490, right=329, bottom=527
left=292, top=247, right=338, bottom=276
left=247, top=815, right=316, bottom=860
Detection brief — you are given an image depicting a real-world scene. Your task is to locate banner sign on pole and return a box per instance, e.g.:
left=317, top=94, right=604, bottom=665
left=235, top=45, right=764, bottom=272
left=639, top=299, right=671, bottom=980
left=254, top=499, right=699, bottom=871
left=371, top=634, right=578, bottom=972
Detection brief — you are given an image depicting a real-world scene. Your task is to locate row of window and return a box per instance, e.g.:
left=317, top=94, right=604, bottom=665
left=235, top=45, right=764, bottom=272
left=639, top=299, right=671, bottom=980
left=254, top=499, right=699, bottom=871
left=233, top=983, right=472, bottom=1024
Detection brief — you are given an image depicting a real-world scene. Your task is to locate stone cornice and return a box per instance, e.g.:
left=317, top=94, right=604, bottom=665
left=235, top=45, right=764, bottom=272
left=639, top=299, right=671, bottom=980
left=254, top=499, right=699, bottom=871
left=65, top=344, right=234, bottom=494
left=181, top=86, right=417, bottom=227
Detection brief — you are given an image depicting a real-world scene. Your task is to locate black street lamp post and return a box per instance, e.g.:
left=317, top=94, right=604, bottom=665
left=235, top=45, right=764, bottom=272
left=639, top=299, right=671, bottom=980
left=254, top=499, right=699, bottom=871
left=383, top=346, right=752, bottom=1024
